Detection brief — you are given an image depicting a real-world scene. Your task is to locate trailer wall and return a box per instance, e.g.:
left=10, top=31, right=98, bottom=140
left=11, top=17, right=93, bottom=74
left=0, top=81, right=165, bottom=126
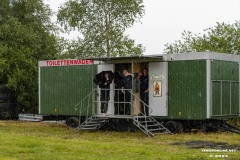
left=168, top=60, right=207, bottom=119
left=211, top=60, right=239, bottom=117
left=39, top=65, right=96, bottom=116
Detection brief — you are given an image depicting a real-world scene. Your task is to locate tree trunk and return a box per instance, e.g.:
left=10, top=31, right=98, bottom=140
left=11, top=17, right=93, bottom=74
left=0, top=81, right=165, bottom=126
left=105, top=15, right=110, bottom=57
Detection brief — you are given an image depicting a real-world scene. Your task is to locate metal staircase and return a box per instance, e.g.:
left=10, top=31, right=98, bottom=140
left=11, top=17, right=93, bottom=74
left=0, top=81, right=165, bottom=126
left=74, top=89, right=172, bottom=136
left=129, top=91, right=172, bottom=137
left=133, top=115, right=171, bottom=137
left=77, top=116, right=109, bottom=131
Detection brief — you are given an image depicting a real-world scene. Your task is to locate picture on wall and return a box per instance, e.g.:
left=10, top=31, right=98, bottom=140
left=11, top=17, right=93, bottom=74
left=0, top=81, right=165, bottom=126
left=153, top=80, right=162, bottom=97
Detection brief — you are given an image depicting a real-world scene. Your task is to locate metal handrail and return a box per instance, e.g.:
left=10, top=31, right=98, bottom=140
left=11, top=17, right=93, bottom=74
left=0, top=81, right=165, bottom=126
left=74, top=89, right=96, bottom=111
left=75, top=88, right=153, bottom=128
left=73, top=89, right=97, bottom=128
left=129, top=91, right=153, bottom=114
left=75, top=88, right=171, bottom=136
left=129, top=91, right=153, bottom=129
left=76, top=88, right=133, bottom=128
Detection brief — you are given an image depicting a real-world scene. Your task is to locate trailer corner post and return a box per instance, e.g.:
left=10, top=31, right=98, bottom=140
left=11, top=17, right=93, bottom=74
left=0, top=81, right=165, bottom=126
left=206, top=60, right=211, bottom=119
left=239, top=62, right=240, bottom=115
left=38, top=66, right=41, bottom=114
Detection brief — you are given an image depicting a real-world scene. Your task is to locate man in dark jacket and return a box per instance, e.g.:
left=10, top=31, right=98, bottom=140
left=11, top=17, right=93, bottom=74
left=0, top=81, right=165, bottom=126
left=139, top=68, right=149, bottom=116
left=113, top=71, right=124, bottom=115
left=122, top=68, right=132, bottom=115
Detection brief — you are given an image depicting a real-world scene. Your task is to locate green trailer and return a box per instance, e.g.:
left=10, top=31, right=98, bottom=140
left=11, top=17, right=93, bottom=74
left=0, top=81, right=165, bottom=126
left=39, top=52, right=240, bottom=136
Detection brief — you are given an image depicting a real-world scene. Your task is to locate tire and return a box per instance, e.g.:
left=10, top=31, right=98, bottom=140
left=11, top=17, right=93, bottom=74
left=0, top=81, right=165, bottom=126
left=67, top=117, right=79, bottom=128
left=165, top=121, right=183, bottom=134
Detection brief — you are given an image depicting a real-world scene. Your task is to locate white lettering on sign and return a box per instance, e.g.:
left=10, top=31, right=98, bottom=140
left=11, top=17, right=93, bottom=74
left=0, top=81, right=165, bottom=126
left=151, top=74, right=165, bottom=80
left=39, top=59, right=93, bottom=67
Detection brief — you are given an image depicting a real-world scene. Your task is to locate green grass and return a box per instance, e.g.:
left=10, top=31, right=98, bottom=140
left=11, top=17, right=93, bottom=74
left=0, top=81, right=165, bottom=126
left=0, top=121, right=239, bottom=160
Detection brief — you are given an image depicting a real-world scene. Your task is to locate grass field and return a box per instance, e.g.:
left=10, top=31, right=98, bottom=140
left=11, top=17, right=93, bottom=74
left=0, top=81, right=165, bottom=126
left=0, top=121, right=239, bottom=160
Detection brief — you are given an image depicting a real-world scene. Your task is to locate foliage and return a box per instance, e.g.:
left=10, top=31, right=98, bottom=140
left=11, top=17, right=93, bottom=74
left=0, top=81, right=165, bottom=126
left=0, top=0, right=60, bottom=113
left=164, top=21, right=240, bottom=55
left=57, top=0, right=145, bottom=58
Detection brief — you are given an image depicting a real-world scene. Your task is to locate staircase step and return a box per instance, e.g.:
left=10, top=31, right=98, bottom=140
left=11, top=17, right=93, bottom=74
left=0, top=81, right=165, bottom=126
left=153, top=131, right=170, bottom=135
left=81, top=119, right=109, bottom=125
left=138, top=121, right=156, bottom=124
left=82, top=124, right=100, bottom=127
left=148, top=128, right=165, bottom=131
left=92, top=118, right=109, bottom=121
left=83, top=122, right=99, bottom=125
left=90, top=120, right=109, bottom=123
left=133, top=116, right=151, bottom=119
left=78, top=127, right=98, bottom=130
left=144, top=124, right=159, bottom=127
left=93, top=116, right=109, bottom=119
left=133, top=115, right=172, bottom=136
left=78, top=115, right=110, bottom=131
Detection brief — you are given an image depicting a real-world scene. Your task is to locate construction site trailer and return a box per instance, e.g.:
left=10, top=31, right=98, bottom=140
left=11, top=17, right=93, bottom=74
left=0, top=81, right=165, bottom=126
left=38, top=52, right=240, bottom=136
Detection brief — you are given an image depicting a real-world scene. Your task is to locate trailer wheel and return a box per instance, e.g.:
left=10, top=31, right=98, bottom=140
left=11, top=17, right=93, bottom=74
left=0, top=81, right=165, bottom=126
left=165, top=121, right=183, bottom=134
left=67, top=117, right=79, bottom=128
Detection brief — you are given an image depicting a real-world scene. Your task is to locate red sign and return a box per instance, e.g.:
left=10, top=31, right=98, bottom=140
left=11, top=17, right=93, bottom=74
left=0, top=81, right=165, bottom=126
left=39, top=59, right=93, bottom=67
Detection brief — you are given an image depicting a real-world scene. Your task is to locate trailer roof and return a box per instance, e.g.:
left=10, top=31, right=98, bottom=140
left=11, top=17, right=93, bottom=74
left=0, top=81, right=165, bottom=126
left=165, top=52, right=240, bottom=62
left=87, top=54, right=164, bottom=63
left=86, top=52, right=240, bottom=63
left=39, top=52, right=240, bottom=67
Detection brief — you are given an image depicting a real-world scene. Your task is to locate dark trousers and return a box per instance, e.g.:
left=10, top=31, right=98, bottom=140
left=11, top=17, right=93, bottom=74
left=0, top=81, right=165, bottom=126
left=140, top=92, right=149, bottom=116
left=114, top=90, right=124, bottom=115
left=124, top=91, right=131, bottom=115
left=100, top=89, right=110, bottom=113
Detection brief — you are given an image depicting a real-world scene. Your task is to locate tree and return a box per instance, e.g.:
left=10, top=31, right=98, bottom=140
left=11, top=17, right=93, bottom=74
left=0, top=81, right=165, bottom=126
left=164, top=21, right=240, bottom=55
left=57, top=0, right=145, bottom=58
left=0, top=0, right=60, bottom=114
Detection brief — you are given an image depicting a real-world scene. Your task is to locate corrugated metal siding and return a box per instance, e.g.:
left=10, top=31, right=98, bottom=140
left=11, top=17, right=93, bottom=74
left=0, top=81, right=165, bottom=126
left=40, top=65, right=96, bottom=116
left=211, top=82, right=221, bottom=115
left=222, top=82, right=230, bottom=115
left=211, top=60, right=239, bottom=81
left=168, top=60, right=206, bottom=119
left=211, top=61, right=239, bottom=116
left=231, top=82, right=239, bottom=114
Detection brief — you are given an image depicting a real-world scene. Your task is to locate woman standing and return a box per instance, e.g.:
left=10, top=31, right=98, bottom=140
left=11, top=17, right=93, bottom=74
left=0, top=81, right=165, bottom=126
left=94, top=71, right=113, bottom=114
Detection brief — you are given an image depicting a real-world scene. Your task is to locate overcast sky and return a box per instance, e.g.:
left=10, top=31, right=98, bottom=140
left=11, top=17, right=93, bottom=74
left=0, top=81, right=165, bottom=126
left=44, top=0, right=240, bottom=55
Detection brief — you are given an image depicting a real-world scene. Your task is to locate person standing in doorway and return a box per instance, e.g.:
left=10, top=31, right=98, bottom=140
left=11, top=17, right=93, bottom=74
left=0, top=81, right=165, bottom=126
left=139, top=68, right=149, bottom=116
left=122, top=68, right=132, bottom=115
left=99, top=72, right=112, bottom=114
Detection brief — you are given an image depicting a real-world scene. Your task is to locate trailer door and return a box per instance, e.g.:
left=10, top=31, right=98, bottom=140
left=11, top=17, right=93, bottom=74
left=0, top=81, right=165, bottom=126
left=97, top=64, right=114, bottom=115
left=149, top=62, right=168, bottom=116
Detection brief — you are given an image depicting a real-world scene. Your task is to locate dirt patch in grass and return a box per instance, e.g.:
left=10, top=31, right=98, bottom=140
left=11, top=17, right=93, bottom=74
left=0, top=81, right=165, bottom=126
left=171, top=140, right=240, bottom=150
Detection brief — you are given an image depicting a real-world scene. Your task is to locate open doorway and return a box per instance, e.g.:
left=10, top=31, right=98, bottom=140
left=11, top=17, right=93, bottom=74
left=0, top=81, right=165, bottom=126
left=113, top=62, right=150, bottom=116
left=132, top=63, right=149, bottom=115
left=114, top=63, right=132, bottom=115
left=96, top=62, right=151, bottom=116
